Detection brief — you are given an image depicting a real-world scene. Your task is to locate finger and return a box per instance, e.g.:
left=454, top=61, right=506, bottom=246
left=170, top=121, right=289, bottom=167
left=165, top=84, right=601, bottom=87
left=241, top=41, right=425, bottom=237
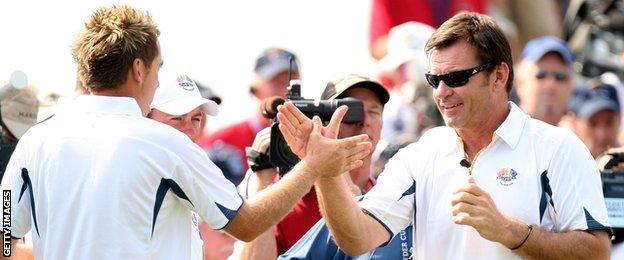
left=285, top=102, right=311, bottom=125
left=278, top=123, right=304, bottom=153
left=343, top=159, right=364, bottom=172
left=468, top=176, right=476, bottom=184
left=451, top=202, right=479, bottom=217
left=450, top=191, right=480, bottom=207
left=451, top=213, right=477, bottom=226
left=338, top=134, right=370, bottom=148
left=277, top=113, right=300, bottom=137
left=278, top=104, right=306, bottom=134
left=325, top=106, right=348, bottom=138
left=453, top=183, right=485, bottom=197
left=346, top=142, right=373, bottom=161
left=311, top=116, right=322, bottom=136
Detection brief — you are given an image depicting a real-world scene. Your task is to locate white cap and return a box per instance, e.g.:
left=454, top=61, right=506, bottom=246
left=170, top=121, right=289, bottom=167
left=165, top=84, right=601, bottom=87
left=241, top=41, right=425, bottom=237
left=378, top=22, right=435, bottom=71
left=151, top=73, right=219, bottom=116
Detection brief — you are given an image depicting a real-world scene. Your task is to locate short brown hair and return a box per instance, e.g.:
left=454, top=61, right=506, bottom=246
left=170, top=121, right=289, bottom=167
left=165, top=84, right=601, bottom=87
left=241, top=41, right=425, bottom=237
left=425, top=12, right=514, bottom=93
left=72, top=6, right=160, bottom=91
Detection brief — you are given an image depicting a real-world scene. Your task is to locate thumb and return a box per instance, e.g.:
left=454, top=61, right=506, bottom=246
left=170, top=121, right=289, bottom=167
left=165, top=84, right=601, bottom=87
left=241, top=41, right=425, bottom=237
left=311, top=116, right=322, bottom=135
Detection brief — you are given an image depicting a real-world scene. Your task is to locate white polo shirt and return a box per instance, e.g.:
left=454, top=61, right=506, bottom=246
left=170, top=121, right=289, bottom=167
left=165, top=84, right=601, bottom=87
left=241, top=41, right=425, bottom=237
left=360, top=102, right=610, bottom=260
left=1, top=95, right=242, bottom=259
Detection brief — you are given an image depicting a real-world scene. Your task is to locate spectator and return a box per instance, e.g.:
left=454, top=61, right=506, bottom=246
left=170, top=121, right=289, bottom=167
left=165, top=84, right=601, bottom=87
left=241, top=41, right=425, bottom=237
left=515, top=36, right=575, bottom=126
left=198, top=47, right=300, bottom=186
left=569, top=82, right=621, bottom=158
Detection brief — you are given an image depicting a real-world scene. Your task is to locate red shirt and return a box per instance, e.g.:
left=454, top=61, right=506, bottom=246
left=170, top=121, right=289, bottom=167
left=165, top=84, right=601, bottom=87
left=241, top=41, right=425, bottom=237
left=274, top=178, right=376, bottom=254
left=370, top=0, right=487, bottom=46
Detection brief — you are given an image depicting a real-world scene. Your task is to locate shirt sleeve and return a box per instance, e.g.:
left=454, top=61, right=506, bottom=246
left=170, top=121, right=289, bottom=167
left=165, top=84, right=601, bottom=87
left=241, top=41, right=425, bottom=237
left=370, top=0, right=392, bottom=47
left=0, top=142, right=32, bottom=239
left=547, top=132, right=610, bottom=232
left=167, top=139, right=244, bottom=230
left=359, top=144, right=416, bottom=239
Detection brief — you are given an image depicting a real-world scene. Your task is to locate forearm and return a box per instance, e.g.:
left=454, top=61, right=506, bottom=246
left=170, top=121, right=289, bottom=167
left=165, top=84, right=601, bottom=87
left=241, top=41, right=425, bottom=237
left=509, top=221, right=610, bottom=259
left=315, top=176, right=388, bottom=255
left=225, top=161, right=317, bottom=241
left=239, top=229, right=277, bottom=260
left=3, top=240, right=33, bottom=260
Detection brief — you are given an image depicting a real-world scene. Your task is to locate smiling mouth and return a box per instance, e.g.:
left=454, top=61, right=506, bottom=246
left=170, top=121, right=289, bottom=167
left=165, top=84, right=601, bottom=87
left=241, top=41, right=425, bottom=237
left=442, top=103, right=463, bottom=109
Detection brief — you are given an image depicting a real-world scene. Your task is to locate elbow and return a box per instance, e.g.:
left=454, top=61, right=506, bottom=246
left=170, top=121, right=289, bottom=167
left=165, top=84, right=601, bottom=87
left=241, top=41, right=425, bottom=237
left=233, top=230, right=257, bottom=243
left=334, top=238, right=371, bottom=256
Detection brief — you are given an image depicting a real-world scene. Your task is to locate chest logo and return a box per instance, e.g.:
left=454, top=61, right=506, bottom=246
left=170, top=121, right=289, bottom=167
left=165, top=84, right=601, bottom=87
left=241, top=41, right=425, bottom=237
left=496, top=168, right=517, bottom=186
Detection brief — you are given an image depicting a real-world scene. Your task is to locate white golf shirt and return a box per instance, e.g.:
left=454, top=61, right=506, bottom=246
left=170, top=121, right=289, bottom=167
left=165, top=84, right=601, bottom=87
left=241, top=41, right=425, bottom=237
left=1, top=95, right=242, bottom=259
left=360, top=102, right=610, bottom=259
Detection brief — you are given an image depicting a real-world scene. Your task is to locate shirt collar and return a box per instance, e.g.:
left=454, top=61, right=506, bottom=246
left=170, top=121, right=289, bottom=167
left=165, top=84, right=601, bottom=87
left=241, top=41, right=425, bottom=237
left=58, top=95, right=143, bottom=117
left=493, top=101, right=528, bottom=149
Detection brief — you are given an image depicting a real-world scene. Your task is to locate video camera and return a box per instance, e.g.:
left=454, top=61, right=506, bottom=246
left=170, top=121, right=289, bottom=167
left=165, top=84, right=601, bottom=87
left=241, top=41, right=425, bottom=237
left=261, top=80, right=364, bottom=172
left=598, top=149, right=624, bottom=243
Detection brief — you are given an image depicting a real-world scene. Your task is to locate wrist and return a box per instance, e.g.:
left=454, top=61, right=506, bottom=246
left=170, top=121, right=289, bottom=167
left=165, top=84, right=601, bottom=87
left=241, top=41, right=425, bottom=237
left=501, top=218, right=532, bottom=249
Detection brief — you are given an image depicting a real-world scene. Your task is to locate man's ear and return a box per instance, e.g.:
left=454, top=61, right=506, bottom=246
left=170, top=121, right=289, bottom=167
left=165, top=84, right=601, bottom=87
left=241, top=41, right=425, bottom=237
left=493, top=62, right=510, bottom=92
left=130, top=58, right=145, bottom=85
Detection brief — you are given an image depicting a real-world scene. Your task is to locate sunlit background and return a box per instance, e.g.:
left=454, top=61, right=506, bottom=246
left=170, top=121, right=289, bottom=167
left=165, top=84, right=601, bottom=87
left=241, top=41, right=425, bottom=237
left=0, top=0, right=376, bottom=130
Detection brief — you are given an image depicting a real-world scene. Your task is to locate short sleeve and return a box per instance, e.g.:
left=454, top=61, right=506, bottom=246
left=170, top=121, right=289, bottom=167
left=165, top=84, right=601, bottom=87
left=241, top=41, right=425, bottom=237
left=0, top=142, right=32, bottom=238
left=547, top=132, right=610, bottom=232
left=168, top=140, right=244, bottom=230
left=359, top=145, right=416, bottom=239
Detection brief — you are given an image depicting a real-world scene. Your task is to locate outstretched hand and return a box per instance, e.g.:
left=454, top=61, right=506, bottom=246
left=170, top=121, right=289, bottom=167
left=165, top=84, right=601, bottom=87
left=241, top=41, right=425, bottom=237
left=277, top=102, right=372, bottom=177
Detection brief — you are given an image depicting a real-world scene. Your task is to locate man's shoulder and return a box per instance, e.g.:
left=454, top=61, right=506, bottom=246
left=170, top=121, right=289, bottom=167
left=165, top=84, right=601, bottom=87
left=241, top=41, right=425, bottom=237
left=524, top=118, right=578, bottom=146
left=205, top=120, right=254, bottom=142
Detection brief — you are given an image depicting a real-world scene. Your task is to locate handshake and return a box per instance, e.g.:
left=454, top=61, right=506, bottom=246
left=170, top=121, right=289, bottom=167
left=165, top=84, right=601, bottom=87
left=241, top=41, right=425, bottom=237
left=247, top=80, right=370, bottom=175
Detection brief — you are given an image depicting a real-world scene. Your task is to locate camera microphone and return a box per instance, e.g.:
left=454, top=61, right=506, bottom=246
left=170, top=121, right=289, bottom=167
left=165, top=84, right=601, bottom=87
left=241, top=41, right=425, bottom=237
left=261, top=96, right=285, bottom=119
left=459, top=159, right=471, bottom=168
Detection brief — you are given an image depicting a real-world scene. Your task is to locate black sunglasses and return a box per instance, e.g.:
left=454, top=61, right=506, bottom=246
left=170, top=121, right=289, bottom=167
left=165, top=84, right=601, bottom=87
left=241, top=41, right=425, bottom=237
left=535, top=70, right=569, bottom=83
left=425, top=63, right=494, bottom=89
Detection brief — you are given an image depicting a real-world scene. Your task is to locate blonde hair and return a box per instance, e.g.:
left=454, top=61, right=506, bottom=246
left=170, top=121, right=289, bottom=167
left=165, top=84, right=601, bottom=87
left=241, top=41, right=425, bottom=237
left=72, top=5, right=160, bottom=91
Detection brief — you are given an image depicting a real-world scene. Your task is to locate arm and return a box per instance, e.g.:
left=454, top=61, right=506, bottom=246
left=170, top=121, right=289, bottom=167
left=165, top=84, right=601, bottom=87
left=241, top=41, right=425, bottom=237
left=239, top=127, right=279, bottom=259
left=315, top=176, right=390, bottom=255
left=2, top=239, right=33, bottom=260
left=452, top=176, right=610, bottom=259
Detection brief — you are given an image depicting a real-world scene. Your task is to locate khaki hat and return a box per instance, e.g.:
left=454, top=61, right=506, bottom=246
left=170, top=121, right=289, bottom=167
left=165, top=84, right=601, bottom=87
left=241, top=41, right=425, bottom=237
left=1, top=87, right=39, bottom=139
left=321, top=74, right=390, bottom=105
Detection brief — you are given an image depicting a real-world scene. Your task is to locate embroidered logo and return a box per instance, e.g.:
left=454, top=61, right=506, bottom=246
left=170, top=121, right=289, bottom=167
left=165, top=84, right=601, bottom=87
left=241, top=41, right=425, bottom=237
left=176, top=74, right=196, bottom=91
left=496, top=168, right=517, bottom=186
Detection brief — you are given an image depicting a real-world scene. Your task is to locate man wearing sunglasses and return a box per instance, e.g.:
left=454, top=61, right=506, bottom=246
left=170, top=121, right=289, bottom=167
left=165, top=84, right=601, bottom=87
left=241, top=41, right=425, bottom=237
left=277, top=12, right=611, bottom=259
left=515, top=36, right=575, bottom=126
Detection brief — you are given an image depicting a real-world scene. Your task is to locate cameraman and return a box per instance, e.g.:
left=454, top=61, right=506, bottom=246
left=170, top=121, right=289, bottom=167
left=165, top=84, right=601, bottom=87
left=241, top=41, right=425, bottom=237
left=234, top=74, right=391, bottom=259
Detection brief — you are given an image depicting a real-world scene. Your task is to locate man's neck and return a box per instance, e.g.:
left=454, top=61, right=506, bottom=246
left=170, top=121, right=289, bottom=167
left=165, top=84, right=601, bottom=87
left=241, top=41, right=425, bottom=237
left=457, top=102, right=510, bottom=161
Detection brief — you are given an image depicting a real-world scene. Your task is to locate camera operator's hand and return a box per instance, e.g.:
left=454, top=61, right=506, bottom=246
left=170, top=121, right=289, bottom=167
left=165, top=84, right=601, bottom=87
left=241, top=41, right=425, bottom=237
left=277, top=103, right=372, bottom=177
left=249, top=127, right=279, bottom=185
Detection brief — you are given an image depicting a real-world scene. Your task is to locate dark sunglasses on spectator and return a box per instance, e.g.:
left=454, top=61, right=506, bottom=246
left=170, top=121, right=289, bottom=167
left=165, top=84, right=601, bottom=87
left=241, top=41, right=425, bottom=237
left=535, top=70, right=569, bottom=82
left=425, top=63, right=494, bottom=89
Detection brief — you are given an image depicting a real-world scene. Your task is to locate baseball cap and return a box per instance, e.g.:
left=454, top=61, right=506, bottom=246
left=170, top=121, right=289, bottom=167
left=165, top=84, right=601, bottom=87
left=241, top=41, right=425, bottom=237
left=521, top=36, right=574, bottom=66
left=0, top=86, right=39, bottom=139
left=254, top=48, right=299, bottom=80
left=570, top=83, right=620, bottom=119
left=151, top=73, right=219, bottom=116
left=378, top=22, right=435, bottom=71
left=321, top=74, right=390, bottom=105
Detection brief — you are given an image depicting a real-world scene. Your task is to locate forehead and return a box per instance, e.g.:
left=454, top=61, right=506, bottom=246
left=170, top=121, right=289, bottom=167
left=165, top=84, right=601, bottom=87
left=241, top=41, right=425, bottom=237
left=535, top=52, right=569, bottom=69
left=342, top=87, right=383, bottom=107
left=428, top=39, right=478, bottom=73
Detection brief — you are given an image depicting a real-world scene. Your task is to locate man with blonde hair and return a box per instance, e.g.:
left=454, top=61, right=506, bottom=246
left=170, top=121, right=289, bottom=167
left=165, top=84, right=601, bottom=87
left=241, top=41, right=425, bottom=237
left=1, top=6, right=371, bottom=259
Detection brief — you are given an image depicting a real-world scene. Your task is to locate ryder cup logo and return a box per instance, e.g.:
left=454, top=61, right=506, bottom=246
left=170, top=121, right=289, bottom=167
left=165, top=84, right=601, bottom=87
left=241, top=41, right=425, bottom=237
left=176, top=75, right=196, bottom=91
left=496, top=168, right=517, bottom=186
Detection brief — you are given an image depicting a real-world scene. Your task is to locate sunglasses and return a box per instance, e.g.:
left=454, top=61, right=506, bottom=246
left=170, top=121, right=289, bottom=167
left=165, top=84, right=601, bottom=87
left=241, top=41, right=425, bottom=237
left=535, top=70, right=569, bottom=82
left=425, top=63, right=494, bottom=89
